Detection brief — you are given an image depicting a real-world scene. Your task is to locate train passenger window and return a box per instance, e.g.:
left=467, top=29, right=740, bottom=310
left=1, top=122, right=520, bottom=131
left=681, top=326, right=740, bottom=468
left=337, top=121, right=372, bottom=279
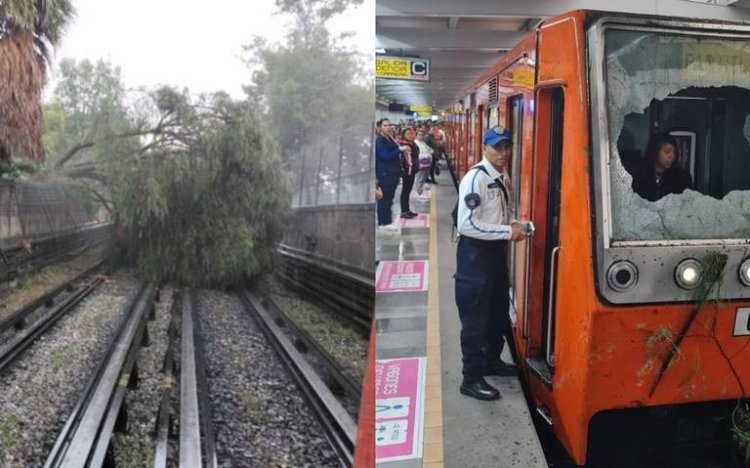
left=488, top=105, right=498, bottom=130
left=509, top=96, right=523, bottom=217
left=604, top=29, right=750, bottom=241
left=469, top=111, right=476, bottom=165
left=508, top=96, right=523, bottom=288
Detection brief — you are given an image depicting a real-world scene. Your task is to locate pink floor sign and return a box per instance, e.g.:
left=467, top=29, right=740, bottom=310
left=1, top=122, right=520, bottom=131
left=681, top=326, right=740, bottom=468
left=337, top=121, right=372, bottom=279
left=395, top=214, right=430, bottom=228
left=376, top=261, right=429, bottom=293
left=375, top=357, right=426, bottom=463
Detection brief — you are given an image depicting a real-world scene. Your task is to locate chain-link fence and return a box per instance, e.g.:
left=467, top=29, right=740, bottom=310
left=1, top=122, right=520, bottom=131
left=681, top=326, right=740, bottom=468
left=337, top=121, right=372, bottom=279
left=291, top=126, right=374, bottom=207
left=0, top=180, right=107, bottom=243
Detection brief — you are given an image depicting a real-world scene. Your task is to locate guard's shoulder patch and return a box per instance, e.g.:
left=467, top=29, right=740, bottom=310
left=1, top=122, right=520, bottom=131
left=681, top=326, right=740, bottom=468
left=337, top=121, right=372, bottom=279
left=464, top=193, right=481, bottom=209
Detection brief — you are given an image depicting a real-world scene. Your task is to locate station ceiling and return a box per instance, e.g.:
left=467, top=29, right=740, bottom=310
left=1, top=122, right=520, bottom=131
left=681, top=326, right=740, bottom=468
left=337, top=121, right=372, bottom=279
left=376, top=0, right=750, bottom=112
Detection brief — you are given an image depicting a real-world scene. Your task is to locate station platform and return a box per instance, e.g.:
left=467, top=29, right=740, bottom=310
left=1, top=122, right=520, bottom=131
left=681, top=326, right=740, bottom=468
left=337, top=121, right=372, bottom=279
left=374, top=170, right=547, bottom=467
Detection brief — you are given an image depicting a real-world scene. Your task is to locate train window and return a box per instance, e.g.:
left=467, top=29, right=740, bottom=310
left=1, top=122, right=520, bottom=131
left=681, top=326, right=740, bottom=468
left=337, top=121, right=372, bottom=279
left=508, top=96, right=523, bottom=288
left=488, top=106, right=498, bottom=130
left=604, top=29, right=750, bottom=242
left=509, top=96, right=523, bottom=217
left=469, top=111, right=476, bottom=165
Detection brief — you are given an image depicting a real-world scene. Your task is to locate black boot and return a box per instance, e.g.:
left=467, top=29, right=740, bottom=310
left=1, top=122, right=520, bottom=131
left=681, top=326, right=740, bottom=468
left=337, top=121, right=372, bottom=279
left=460, top=377, right=500, bottom=401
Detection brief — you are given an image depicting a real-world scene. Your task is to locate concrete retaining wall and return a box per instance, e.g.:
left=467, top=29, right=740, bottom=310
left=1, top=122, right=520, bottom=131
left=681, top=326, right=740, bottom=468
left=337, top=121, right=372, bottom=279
left=282, top=204, right=374, bottom=275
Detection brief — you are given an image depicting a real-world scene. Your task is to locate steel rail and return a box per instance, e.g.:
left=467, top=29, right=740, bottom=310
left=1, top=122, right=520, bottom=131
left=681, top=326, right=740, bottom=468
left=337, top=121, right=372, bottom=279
left=44, top=285, right=156, bottom=468
left=280, top=260, right=372, bottom=311
left=278, top=244, right=374, bottom=288
left=0, top=274, right=105, bottom=375
left=276, top=249, right=373, bottom=335
left=0, top=258, right=108, bottom=335
left=280, top=273, right=372, bottom=336
left=261, top=293, right=361, bottom=402
left=153, top=296, right=179, bottom=468
left=277, top=246, right=374, bottom=311
left=240, top=290, right=356, bottom=467
left=277, top=270, right=371, bottom=335
left=179, top=290, right=218, bottom=468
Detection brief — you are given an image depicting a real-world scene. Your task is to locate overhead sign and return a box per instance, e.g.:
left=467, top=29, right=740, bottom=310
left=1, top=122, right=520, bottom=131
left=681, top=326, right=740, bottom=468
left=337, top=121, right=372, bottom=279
left=376, top=56, right=430, bottom=82
left=409, top=105, right=432, bottom=113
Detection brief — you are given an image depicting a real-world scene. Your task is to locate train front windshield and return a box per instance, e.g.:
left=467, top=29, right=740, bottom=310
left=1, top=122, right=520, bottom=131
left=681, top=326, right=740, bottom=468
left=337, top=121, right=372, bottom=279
left=604, top=28, right=750, bottom=243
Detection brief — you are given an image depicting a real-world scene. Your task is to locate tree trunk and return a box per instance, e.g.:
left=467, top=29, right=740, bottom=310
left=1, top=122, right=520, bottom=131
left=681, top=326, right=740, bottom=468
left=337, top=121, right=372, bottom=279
left=0, top=30, right=46, bottom=163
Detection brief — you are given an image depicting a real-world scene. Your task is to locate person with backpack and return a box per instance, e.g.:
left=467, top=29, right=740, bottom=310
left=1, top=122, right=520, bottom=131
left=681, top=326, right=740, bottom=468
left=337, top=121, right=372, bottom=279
left=454, top=126, right=529, bottom=401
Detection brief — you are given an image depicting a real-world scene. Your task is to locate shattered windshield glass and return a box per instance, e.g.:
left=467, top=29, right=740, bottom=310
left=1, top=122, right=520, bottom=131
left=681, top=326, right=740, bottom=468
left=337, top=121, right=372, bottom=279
left=605, top=28, right=750, bottom=242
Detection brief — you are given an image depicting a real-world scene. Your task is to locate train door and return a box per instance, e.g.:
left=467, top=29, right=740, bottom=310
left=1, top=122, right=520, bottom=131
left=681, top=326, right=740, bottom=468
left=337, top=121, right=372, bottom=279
left=526, top=86, right=564, bottom=383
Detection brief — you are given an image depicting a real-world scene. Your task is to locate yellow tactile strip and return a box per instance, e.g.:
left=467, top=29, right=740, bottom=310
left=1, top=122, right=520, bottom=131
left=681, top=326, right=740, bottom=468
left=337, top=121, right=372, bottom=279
left=422, top=187, right=444, bottom=467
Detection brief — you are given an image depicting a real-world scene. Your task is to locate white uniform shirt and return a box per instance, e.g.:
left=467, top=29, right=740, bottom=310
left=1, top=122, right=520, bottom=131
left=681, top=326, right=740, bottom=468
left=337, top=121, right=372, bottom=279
left=457, top=158, right=516, bottom=241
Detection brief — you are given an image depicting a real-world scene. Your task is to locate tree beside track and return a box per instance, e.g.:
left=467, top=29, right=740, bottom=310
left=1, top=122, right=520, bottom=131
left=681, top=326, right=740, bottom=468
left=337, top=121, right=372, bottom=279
left=107, top=91, right=290, bottom=287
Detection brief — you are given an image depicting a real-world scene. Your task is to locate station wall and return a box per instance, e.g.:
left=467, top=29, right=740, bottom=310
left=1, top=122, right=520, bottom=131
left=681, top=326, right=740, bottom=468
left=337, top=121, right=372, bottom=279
left=283, top=204, right=375, bottom=275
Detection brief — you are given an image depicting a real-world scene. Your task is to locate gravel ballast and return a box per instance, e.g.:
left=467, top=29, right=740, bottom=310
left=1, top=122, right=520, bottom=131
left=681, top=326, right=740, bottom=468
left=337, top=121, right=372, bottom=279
left=262, top=275, right=368, bottom=383
left=197, top=290, right=340, bottom=467
left=112, top=287, right=175, bottom=467
left=0, top=274, right=140, bottom=467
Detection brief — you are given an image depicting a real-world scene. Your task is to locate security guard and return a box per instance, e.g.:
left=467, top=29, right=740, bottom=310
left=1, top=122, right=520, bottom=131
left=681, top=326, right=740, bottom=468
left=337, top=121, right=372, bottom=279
left=455, top=126, right=528, bottom=401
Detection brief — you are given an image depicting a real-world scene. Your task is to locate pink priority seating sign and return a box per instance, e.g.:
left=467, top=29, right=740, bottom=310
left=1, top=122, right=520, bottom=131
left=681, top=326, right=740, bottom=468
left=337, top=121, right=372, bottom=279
left=375, top=357, right=426, bottom=463
left=395, top=214, right=429, bottom=228
left=375, top=261, right=429, bottom=293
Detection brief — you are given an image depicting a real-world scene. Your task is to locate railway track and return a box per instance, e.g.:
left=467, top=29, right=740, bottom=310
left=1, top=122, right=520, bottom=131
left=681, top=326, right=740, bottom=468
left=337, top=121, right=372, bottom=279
left=41, top=285, right=219, bottom=468
left=44, top=284, right=155, bottom=467
left=240, top=289, right=357, bottom=467
left=154, top=290, right=217, bottom=468
left=277, top=244, right=373, bottom=336
left=261, top=292, right=361, bottom=406
left=0, top=259, right=108, bottom=375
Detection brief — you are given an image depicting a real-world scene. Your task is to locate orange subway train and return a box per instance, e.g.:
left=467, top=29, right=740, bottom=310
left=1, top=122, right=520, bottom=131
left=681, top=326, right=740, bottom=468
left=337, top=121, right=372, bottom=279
left=445, top=9, right=750, bottom=466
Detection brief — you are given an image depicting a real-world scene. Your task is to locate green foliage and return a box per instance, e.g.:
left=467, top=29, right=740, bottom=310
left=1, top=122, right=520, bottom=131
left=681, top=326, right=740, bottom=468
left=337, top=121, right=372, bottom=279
left=44, top=58, right=135, bottom=169
left=0, top=0, right=75, bottom=62
left=107, top=89, right=290, bottom=287
left=275, top=0, right=364, bottom=22
left=692, top=251, right=727, bottom=304
left=732, top=402, right=750, bottom=449
left=0, top=157, right=38, bottom=180
left=42, top=102, right=66, bottom=159
left=244, top=0, right=373, bottom=168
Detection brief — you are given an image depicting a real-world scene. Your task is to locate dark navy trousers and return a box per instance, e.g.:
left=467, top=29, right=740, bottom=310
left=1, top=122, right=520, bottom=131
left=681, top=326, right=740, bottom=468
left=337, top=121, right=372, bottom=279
left=454, top=236, right=511, bottom=382
left=377, top=171, right=400, bottom=226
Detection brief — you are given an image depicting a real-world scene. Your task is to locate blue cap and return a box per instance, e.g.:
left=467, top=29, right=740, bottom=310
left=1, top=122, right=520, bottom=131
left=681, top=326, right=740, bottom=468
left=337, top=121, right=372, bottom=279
left=483, top=126, right=512, bottom=146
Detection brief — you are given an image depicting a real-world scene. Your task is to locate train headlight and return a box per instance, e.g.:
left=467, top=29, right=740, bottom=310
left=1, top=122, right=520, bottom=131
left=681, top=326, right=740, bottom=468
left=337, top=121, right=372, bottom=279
left=675, top=259, right=703, bottom=290
left=607, top=261, right=638, bottom=292
left=739, top=258, right=750, bottom=287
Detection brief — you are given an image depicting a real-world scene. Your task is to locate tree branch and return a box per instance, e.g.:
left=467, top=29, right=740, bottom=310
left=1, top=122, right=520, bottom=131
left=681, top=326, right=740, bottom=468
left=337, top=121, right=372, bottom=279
left=86, top=187, right=114, bottom=214
left=54, top=141, right=95, bottom=168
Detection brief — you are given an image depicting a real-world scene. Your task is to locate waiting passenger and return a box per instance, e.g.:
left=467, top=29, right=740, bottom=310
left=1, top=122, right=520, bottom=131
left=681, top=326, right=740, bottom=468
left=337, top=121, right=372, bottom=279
left=397, top=127, right=420, bottom=219
left=631, top=133, right=693, bottom=202
left=376, top=118, right=410, bottom=232
left=414, top=129, right=433, bottom=201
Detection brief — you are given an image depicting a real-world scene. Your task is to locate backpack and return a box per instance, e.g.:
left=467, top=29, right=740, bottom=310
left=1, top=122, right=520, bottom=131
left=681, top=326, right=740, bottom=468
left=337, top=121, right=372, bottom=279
left=451, top=165, right=489, bottom=229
